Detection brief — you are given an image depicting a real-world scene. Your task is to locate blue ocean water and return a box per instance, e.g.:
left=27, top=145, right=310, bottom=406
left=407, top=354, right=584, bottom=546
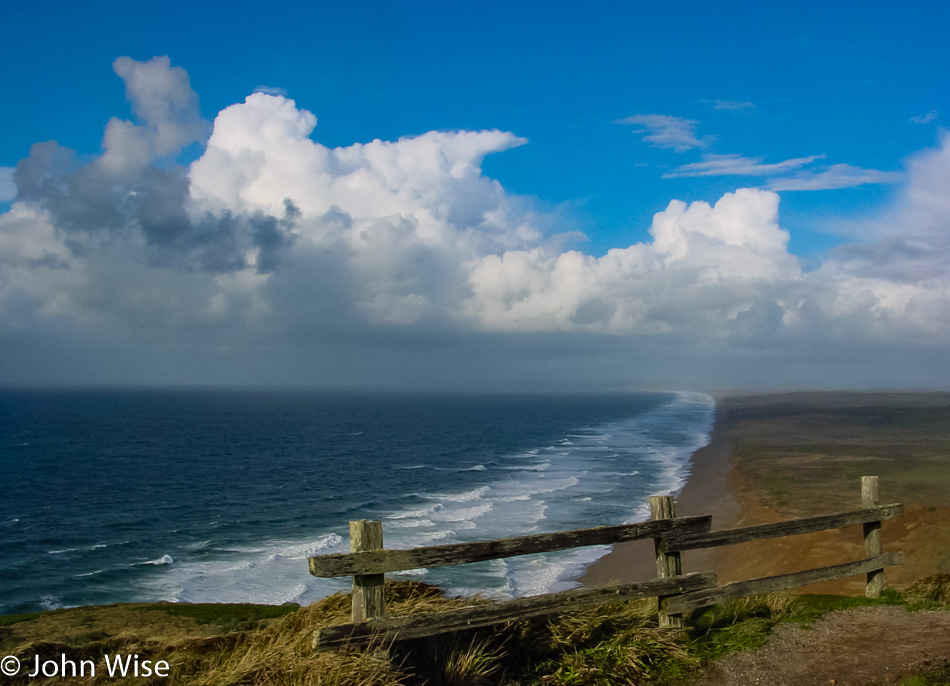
left=0, top=389, right=714, bottom=615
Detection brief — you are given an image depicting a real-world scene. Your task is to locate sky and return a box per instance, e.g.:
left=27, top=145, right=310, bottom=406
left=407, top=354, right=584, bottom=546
left=1, top=0, right=949, bottom=391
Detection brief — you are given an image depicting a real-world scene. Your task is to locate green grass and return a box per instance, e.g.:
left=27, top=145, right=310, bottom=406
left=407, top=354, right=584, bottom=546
left=682, top=592, right=800, bottom=670
left=784, top=588, right=906, bottom=625
left=898, top=666, right=950, bottom=686
left=135, top=602, right=299, bottom=632
left=0, top=611, right=42, bottom=627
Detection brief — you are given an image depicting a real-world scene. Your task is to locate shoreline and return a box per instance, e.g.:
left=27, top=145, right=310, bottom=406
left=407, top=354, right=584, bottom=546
left=579, top=399, right=740, bottom=587
left=578, top=391, right=950, bottom=596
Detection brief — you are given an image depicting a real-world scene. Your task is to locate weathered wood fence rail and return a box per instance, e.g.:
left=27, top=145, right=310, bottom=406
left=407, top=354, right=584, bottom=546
left=308, top=476, right=903, bottom=648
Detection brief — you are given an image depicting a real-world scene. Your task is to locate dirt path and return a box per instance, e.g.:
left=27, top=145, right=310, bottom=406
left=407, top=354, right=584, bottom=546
left=692, top=606, right=950, bottom=686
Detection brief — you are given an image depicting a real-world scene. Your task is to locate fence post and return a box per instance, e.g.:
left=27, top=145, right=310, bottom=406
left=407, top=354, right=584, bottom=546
left=650, top=495, right=684, bottom=628
left=350, top=519, right=386, bottom=622
left=862, top=476, right=885, bottom=598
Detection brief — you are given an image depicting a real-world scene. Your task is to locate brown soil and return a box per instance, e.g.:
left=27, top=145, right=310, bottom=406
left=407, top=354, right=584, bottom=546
left=692, top=605, right=950, bottom=686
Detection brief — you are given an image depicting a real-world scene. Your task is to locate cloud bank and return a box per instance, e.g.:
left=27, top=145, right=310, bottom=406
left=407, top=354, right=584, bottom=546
left=2, top=57, right=950, bottom=389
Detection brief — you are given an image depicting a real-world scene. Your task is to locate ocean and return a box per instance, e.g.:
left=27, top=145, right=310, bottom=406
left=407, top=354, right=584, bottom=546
left=0, top=388, right=714, bottom=615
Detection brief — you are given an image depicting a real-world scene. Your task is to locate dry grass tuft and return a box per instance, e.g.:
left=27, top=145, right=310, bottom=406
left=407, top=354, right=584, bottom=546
left=904, top=575, right=950, bottom=604
left=398, top=634, right=503, bottom=686
left=167, top=581, right=493, bottom=685
left=712, top=592, right=800, bottom=621
left=528, top=598, right=695, bottom=684
left=174, top=586, right=417, bottom=686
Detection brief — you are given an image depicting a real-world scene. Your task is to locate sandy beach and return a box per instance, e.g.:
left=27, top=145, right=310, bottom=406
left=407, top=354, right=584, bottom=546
left=580, top=400, right=740, bottom=586
left=581, top=391, right=950, bottom=594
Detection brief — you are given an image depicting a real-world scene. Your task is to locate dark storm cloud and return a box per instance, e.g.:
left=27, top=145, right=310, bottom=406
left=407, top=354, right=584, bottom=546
left=13, top=141, right=295, bottom=273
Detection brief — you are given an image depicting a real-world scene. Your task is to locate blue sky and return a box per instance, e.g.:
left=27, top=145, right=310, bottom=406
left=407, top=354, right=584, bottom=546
left=1, top=1, right=949, bottom=390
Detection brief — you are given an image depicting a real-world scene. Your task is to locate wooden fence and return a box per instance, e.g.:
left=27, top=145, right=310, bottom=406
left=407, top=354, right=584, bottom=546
left=308, top=476, right=903, bottom=648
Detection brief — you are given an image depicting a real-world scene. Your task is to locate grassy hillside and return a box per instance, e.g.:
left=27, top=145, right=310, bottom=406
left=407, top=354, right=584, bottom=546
left=4, top=578, right=950, bottom=685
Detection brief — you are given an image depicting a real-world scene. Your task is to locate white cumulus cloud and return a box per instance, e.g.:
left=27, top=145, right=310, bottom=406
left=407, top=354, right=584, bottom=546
left=466, top=189, right=801, bottom=334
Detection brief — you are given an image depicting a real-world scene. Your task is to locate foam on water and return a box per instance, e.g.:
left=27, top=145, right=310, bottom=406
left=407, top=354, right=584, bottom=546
left=438, top=485, right=492, bottom=503
left=139, top=554, right=174, bottom=566
left=141, top=532, right=350, bottom=605
left=39, top=595, right=62, bottom=611
left=139, top=391, right=714, bottom=606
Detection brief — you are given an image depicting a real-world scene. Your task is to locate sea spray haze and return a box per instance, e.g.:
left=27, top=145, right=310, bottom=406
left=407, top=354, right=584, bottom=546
left=0, top=388, right=713, bottom=614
